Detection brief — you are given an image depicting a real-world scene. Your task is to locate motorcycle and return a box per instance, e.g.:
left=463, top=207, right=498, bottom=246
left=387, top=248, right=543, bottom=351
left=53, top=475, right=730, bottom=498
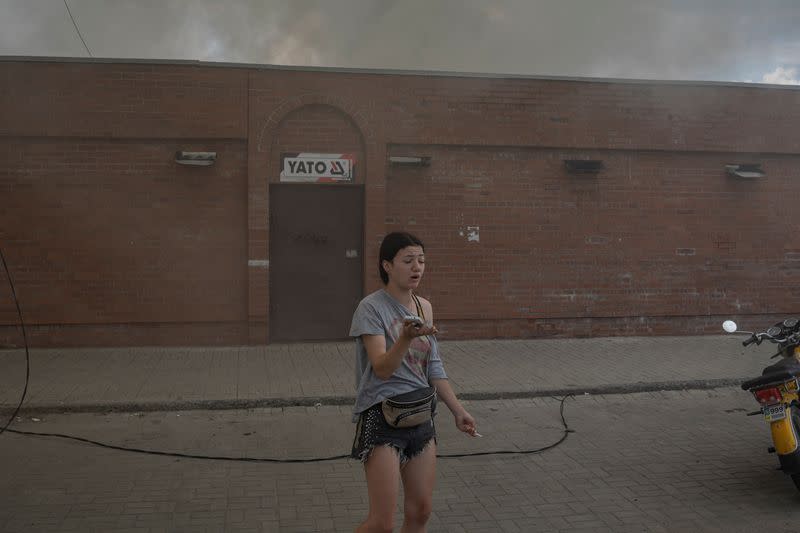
left=724, top=318, right=800, bottom=490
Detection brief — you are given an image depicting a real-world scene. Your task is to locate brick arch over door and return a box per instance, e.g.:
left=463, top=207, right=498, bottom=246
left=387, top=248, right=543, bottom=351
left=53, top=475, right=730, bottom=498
left=256, top=94, right=378, bottom=161
left=268, top=103, right=367, bottom=183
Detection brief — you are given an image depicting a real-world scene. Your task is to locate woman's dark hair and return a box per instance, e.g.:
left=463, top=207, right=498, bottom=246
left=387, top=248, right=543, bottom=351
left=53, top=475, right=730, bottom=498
left=378, top=231, right=424, bottom=284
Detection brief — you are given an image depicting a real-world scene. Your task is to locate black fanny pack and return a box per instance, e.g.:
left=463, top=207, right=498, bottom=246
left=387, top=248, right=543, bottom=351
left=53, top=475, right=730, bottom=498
left=381, top=386, right=437, bottom=428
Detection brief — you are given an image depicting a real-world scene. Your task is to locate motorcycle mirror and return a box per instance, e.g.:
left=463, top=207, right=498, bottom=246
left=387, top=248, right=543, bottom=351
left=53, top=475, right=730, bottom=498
left=723, top=320, right=738, bottom=333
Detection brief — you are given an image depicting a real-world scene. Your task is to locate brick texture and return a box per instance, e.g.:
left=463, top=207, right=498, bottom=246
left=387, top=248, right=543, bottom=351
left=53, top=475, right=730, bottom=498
left=0, top=137, right=248, bottom=346
left=2, top=59, right=800, bottom=346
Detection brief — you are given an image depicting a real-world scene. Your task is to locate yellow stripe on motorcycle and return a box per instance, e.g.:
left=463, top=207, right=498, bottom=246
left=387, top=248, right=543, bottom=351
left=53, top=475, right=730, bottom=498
left=771, top=416, right=799, bottom=455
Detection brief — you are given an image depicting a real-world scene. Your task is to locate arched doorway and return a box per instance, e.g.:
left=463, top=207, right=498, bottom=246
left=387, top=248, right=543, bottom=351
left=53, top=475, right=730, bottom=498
left=268, top=105, right=366, bottom=341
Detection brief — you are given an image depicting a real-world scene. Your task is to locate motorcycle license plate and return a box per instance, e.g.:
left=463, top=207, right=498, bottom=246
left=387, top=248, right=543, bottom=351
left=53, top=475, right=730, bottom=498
left=763, top=403, right=786, bottom=422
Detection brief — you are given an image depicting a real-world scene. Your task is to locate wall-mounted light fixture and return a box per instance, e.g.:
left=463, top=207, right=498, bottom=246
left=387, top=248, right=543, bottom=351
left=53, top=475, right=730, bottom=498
left=389, top=156, right=431, bottom=167
left=725, top=163, right=765, bottom=179
left=564, top=159, right=604, bottom=174
left=175, top=151, right=217, bottom=166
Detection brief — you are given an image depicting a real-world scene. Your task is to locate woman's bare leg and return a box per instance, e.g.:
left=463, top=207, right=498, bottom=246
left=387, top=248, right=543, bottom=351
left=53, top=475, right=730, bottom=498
left=399, top=442, right=437, bottom=533
left=356, top=445, right=402, bottom=533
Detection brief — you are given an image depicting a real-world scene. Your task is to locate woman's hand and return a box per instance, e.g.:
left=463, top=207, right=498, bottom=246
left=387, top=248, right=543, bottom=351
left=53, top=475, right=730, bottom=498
left=429, top=379, right=479, bottom=437
left=454, top=409, right=478, bottom=437
left=401, top=319, right=437, bottom=339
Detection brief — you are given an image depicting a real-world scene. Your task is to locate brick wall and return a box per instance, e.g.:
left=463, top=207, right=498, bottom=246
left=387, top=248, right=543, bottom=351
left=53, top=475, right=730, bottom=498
left=386, top=145, right=800, bottom=337
left=0, top=136, right=248, bottom=347
left=0, top=62, right=247, bottom=138
left=2, top=59, right=799, bottom=346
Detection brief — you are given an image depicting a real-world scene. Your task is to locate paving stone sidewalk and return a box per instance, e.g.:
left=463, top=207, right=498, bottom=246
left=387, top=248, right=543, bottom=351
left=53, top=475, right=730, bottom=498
left=2, top=389, right=799, bottom=532
left=0, top=334, right=778, bottom=413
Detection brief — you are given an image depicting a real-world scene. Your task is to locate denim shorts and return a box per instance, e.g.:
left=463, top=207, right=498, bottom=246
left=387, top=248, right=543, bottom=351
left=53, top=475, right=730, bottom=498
left=351, top=402, right=436, bottom=464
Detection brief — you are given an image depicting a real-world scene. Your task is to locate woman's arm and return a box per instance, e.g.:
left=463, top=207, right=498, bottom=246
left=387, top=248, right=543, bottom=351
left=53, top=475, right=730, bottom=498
left=420, top=296, right=478, bottom=436
left=362, top=319, right=437, bottom=380
left=431, top=378, right=477, bottom=436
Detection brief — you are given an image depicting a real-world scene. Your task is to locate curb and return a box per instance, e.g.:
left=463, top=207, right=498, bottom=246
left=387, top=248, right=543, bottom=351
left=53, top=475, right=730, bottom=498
left=0, top=377, right=747, bottom=416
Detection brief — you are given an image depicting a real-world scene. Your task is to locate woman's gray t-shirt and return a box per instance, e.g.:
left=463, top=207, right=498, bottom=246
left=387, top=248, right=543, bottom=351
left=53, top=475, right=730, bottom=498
left=350, top=289, right=447, bottom=421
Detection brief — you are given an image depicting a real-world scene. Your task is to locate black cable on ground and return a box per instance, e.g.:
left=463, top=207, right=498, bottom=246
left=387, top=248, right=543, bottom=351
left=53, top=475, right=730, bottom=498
left=3, top=426, right=349, bottom=463
left=1, top=395, right=573, bottom=463
left=437, top=395, right=574, bottom=458
left=1, top=246, right=574, bottom=462
left=0, top=247, right=30, bottom=437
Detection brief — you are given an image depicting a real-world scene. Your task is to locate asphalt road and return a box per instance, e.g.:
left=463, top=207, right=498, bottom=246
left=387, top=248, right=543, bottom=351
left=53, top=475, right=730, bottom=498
left=2, top=388, right=800, bottom=532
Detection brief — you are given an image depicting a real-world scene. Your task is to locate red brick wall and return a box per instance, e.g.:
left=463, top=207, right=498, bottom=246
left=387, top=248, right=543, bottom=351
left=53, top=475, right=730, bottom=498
left=2, top=59, right=799, bottom=346
left=378, top=76, right=800, bottom=153
left=386, top=145, right=800, bottom=337
left=0, top=62, right=247, bottom=138
left=0, top=137, right=248, bottom=347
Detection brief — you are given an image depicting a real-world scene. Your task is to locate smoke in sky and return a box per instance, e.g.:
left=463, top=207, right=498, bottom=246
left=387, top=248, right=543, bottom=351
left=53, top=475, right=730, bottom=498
left=762, top=66, right=800, bottom=85
left=1, top=0, right=799, bottom=84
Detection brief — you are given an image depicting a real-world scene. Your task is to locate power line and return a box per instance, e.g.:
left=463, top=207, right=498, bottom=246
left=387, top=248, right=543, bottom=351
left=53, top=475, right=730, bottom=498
left=63, top=0, right=92, bottom=57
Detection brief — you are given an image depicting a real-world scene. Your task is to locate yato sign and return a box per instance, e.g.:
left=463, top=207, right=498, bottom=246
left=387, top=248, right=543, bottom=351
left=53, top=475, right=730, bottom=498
left=280, top=153, right=355, bottom=182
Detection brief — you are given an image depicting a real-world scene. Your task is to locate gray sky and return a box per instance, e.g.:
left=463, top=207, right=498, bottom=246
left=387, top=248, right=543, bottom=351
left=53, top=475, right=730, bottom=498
left=1, top=0, right=799, bottom=84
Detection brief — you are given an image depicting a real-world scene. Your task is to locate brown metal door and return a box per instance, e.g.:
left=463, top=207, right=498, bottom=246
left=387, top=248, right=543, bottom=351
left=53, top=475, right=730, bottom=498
left=269, top=184, right=363, bottom=341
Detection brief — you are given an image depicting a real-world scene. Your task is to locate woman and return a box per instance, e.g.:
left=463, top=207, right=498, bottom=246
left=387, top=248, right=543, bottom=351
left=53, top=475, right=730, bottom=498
left=350, top=231, right=477, bottom=533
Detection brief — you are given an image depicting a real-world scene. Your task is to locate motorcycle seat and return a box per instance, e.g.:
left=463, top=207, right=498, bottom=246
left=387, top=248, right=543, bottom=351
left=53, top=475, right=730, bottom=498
left=742, top=370, right=799, bottom=391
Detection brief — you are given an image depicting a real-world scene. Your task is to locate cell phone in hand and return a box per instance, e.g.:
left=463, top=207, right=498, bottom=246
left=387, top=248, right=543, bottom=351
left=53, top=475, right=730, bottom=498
left=403, top=315, right=424, bottom=327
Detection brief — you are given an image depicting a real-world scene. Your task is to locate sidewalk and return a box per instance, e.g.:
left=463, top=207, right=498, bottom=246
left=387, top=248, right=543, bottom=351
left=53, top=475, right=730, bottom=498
left=0, top=334, right=778, bottom=414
